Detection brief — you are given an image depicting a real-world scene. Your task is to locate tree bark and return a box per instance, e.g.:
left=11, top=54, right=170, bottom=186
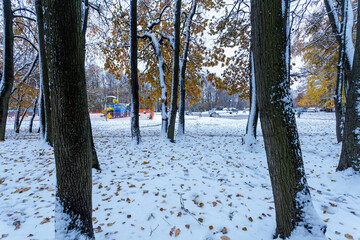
left=334, top=31, right=345, bottom=143
left=14, top=105, right=21, bottom=133
left=130, top=0, right=141, bottom=144
left=178, top=0, right=197, bottom=137
left=0, top=0, right=14, bottom=141
left=251, top=0, right=325, bottom=238
left=43, top=0, right=94, bottom=238
left=338, top=1, right=360, bottom=171
left=167, top=0, right=182, bottom=142
left=35, top=0, right=53, bottom=146
left=81, top=0, right=100, bottom=169
left=29, top=97, right=38, bottom=133
left=244, top=49, right=258, bottom=146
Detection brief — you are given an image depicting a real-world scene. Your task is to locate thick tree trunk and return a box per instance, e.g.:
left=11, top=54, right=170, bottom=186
left=178, top=0, right=197, bottom=137
left=35, top=0, right=53, bottom=146
left=43, top=0, right=94, bottom=238
left=338, top=2, right=360, bottom=172
left=29, top=97, right=38, bottom=133
left=0, top=0, right=14, bottom=141
left=130, top=0, right=141, bottom=144
left=167, top=0, right=182, bottom=142
left=251, top=0, right=325, bottom=238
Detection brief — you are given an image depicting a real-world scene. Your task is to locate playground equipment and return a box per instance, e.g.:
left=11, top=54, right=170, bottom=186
left=102, top=91, right=153, bottom=120
left=103, top=96, right=130, bottom=119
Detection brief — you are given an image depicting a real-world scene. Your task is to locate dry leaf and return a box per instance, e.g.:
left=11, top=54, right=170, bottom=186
left=40, top=217, right=50, bottom=224
left=345, top=234, right=353, bottom=239
left=220, top=236, right=231, bottom=240
left=107, top=221, right=116, bottom=226
left=175, top=228, right=181, bottom=237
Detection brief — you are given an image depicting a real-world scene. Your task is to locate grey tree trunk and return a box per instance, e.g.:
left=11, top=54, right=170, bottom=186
left=251, top=0, right=325, bottom=238
left=14, top=105, right=21, bottom=133
left=14, top=105, right=28, bottom=134
left=35, top=0, right=53, bottom=146
left=0, top=0, right=14, bottom=141
left=130, top=0, right=141, bottom=144
left=178, top=0, right=197, bottom=137
left=81, top=0, right=100, bottom=169
left=338, top=2, right=360, bottom=172
left=39, top=92, right=46, bottom=136
left=324, top=0, right=353, bottom=142
left=334, top=39, right=344, bottom=143
left=167, top=0, right=182, bottom=142
left=244, top=49, right=258, bottom=146
left=43, top=0, right=94, bottom=238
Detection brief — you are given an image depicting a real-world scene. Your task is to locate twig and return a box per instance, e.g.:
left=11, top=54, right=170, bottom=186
left=150, top=224, right=159, bottom=236
left=161, top=217, right=171, bottom=226
left=179, top=194, right=202, bottom=225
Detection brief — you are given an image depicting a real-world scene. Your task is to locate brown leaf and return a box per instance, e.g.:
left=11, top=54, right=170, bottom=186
left=40, top=217, right=50, bottom=224
left=220, top=236, right=231, bottom=240
left=175, top=228, right=181, bottom=237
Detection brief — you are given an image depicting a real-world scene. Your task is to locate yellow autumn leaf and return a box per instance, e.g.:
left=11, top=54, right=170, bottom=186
left=107, top=221, right=116, bottom=227
left=40, top=217, right=50, bottom=224
left=345, top=234, right=353, bottom=239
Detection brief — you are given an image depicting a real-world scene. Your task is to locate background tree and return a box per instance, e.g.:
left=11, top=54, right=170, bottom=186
left=35, top=0, right=53, bottom=145
left=167, top=0, right=182, bottom=142
left=43, top=0, right=94, bottom=237
left=0, top=0, right=14, bottom=141
left=178, top=0, right=198, bottom=137
left=130, top=0, right=141, bottom=144
left=102, top=0, right=212, bottom=137
left=251, top=0, right=325, bottom=238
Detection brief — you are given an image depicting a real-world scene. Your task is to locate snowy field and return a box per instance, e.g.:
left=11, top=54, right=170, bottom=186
left=0, top=112, right=359, bottom=240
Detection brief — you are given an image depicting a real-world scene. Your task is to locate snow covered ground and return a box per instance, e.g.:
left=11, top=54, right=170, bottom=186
left=0, top=112, right=359, bottom=240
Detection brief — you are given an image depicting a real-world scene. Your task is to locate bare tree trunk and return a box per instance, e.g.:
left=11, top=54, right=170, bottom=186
left=43, top=0, right=94, bottom=238
left=81, top=0, right=100, bottom=169
left=244, top=49, right=258, bottom=147
left=29, top=97, right=38, bottom=133
left=338, top=1, right=360, bottom=172
left=130, top=0, right=141, bottom=144
left=0, top=0, right=14, bottom=141
left=35, top=0, right=53, bottom=145
left=167, top=0, right=182, bottom=142
left=251, top=0, right=325, bottom=238
left=14, top=105, right=21, bottom=133
left=334, top=48, right=344, bottom=143
left=178, top=0, right=197, bottom=137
